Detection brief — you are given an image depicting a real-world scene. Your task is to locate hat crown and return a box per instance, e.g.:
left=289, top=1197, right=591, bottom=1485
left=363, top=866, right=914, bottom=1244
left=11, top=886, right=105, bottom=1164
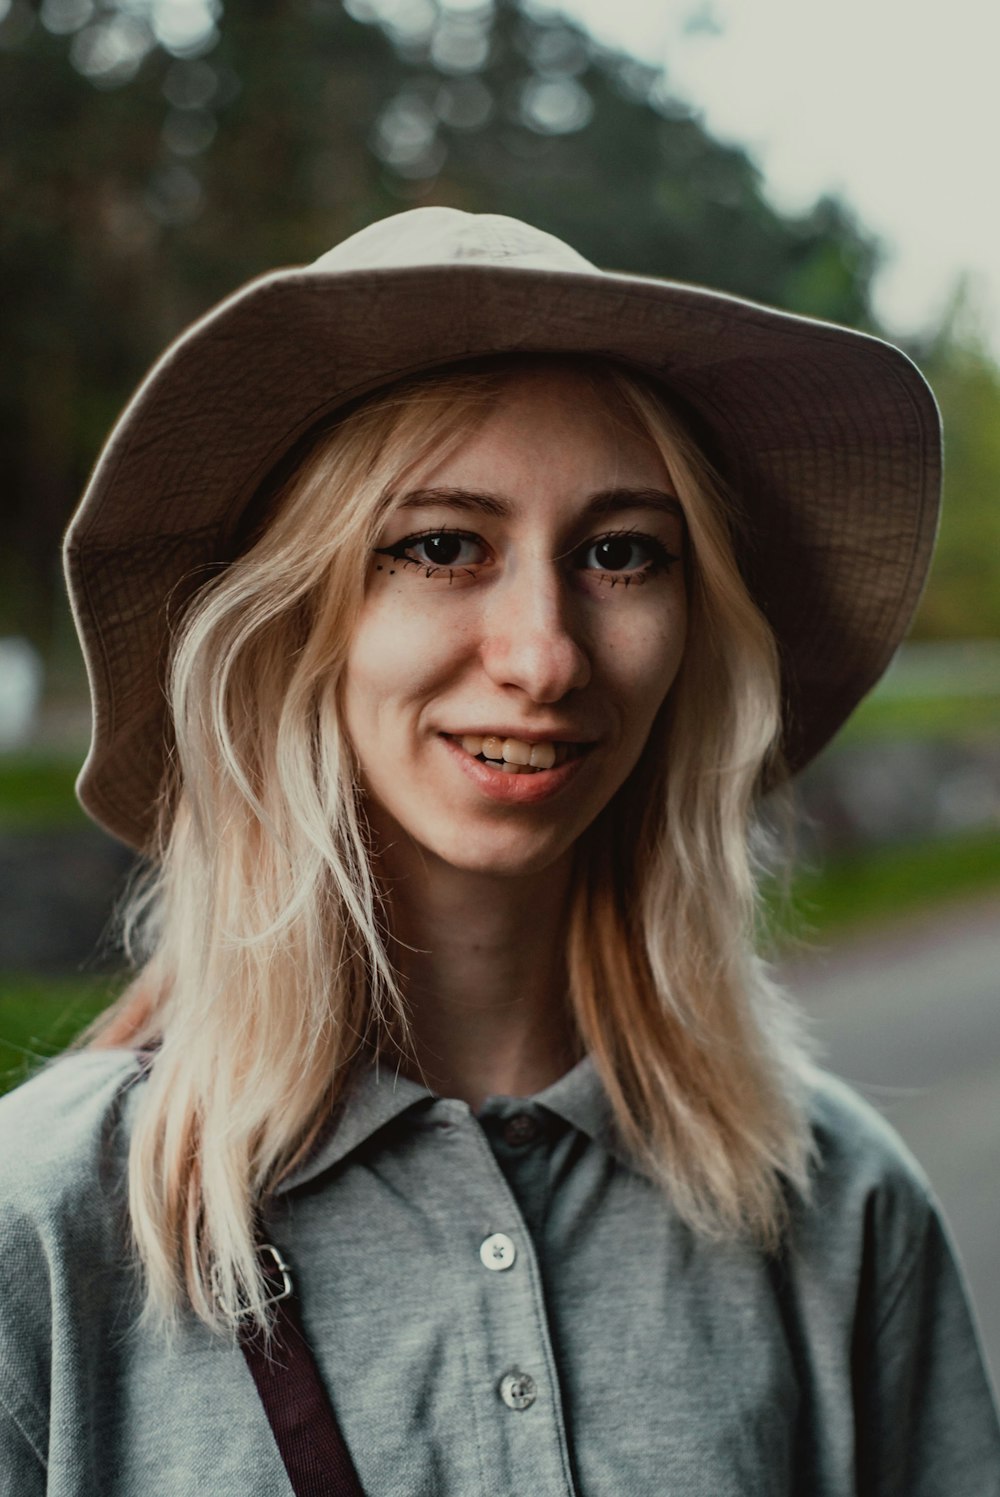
left=309, top=206, right=597, bottom=275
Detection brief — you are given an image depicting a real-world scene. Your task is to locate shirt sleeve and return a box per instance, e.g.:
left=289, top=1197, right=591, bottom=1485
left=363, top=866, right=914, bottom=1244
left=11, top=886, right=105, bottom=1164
left=852, top=1202, right=1000, bottom=1496
left=0, top=1204, right=51, bottom=1497
left=0, top=1377, right=46, bottom=1497
left=0, top=1052, right=141, bottom=1497
left=0, top=1398, right=46, bottom=1497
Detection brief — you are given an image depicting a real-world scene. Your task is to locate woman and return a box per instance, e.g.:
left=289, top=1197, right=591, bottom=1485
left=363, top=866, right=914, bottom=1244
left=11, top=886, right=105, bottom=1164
left=2, top=207, right=998, bottom=1495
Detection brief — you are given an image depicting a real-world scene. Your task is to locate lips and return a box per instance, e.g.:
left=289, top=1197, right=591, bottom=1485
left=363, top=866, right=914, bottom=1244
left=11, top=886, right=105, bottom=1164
left=439, top=732, right=591, bottom=801
left=445, top=732, right=591, bottom=775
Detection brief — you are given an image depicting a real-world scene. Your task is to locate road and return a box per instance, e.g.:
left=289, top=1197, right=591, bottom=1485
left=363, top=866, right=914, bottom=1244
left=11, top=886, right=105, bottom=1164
left=782, top=895, right=1000, bottom=1390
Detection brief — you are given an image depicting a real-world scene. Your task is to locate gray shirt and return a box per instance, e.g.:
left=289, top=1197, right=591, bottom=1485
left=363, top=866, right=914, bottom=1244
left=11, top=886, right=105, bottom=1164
left=1, top=1048, right=998, bottom=1495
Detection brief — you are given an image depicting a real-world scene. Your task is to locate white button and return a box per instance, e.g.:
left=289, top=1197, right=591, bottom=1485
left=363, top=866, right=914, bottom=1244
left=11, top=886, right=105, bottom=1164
left=499, top=1370, right=537, bottom=1410
left=479, top=1232, right=517, bottom=1271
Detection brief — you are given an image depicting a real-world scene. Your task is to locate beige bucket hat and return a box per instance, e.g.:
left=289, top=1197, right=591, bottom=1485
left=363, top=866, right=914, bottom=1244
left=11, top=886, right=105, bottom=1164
left=64, top=206, right=941, bottom=852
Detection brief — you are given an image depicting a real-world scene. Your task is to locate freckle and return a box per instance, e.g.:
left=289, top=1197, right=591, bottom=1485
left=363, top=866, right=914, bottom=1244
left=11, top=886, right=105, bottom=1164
left=376, top=565, right=383, bottom=571
left=389, top=570, right=396, bottom=575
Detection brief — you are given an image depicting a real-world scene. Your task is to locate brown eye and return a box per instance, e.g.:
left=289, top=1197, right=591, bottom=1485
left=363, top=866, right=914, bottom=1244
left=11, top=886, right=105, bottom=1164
left=578, top=532, right=675, bottom=575
left=375, top=529, right=488, bottom=572
left=422, top=534, right=465, bottom=566
left=592, top=537, right=638, bottom=570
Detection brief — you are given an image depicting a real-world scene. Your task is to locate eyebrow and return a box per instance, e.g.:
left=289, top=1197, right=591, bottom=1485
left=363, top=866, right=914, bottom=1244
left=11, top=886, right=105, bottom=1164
left=392, top=485, right=684, bottom=522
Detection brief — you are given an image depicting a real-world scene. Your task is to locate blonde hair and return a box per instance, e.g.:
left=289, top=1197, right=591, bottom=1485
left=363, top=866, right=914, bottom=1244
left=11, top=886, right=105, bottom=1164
left=84, top=356, right=815, bottom=1336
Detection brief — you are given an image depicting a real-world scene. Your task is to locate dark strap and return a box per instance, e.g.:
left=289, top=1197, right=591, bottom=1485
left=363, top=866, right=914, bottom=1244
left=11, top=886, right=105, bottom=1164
left=238, top=1243, right=365, bottom=1497
left=131, top=1055, right=361, bottom=1494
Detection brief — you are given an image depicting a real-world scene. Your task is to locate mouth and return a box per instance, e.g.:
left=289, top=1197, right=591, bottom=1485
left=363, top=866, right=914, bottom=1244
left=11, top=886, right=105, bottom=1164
left=446, top=733, right=589, bottom=775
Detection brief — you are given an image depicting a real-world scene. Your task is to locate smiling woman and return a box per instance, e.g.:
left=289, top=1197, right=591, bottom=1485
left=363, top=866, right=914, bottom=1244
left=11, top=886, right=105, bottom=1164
left=344, top=363, right=689, bottom=877
left=1, top=209, right=998, bottom=1496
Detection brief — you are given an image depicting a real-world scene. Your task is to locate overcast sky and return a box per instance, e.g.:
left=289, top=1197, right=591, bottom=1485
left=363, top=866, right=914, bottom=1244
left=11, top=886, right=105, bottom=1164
left=551, top=0, right=1000, bottom=355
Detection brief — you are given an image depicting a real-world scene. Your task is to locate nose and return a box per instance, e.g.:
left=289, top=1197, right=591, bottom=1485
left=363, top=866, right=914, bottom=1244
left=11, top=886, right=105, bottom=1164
left=479, top=557, right=591, bottom=702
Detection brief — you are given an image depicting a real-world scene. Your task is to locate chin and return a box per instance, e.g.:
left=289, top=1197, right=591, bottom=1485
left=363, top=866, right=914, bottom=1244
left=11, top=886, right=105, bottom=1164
left=425, top=826, right=578, bottom=880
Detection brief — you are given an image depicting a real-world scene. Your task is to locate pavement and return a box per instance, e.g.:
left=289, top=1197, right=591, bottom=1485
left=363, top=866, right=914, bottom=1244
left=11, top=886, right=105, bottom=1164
left=782, top=894, right=1000, bottom=1390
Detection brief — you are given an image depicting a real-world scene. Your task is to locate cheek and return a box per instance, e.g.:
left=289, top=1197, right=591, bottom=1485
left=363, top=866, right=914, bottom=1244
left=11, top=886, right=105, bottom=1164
left=606, top=598, right=687, bottom=733
left=343, top=591, right=469, bottom=733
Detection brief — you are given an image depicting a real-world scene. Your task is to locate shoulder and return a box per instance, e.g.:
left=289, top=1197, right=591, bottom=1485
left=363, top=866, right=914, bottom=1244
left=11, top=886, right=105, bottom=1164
left=0, top=1052, right=144, bottom=1467
left=791, top=1065, right=941, bottom=1292
left=804, top=1065, right=932, bottom=1199
left=0, top=1049, right=141, bottom=1236
left=797, top=1075, right=1000, bottom=1483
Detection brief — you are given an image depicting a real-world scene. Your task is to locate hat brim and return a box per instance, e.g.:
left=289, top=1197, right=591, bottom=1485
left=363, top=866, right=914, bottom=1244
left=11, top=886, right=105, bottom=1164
left=65, top=261, right=940, bottom=851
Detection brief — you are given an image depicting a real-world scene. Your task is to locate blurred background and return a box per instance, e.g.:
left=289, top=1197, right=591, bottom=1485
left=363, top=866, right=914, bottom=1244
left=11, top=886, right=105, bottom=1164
left=1, top=0, right=998, bottom=1378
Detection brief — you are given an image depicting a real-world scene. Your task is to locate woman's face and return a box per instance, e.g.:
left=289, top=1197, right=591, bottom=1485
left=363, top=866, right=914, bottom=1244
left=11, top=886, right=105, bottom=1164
left=342, top=365, right=688, bottom=879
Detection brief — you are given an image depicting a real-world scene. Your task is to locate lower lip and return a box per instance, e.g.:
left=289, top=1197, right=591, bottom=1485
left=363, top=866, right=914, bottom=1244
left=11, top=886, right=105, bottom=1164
left=439, top=734, right=590, bottom=804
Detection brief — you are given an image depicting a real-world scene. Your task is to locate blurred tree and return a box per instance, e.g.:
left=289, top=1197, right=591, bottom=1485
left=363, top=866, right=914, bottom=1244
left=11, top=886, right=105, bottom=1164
left=1, top=0, right=883, bottom=663
left=912, top=281, right=1000, bottom=638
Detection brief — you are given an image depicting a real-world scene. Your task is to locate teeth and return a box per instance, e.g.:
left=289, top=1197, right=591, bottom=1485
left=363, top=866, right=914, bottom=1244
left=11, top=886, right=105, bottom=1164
left=503, top=739, right=532, bottom=766
left=454, top=733, right=583, bottom=770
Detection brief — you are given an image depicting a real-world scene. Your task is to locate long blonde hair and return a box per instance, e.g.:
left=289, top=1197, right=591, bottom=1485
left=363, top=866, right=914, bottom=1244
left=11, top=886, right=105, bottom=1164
left=85, top=355, right=815, bottom=1336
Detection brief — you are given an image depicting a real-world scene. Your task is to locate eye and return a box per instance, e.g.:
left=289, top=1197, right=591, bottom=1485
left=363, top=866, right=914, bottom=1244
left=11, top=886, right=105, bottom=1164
left=374, top=529, right=488, bottom=572
left=576, top=530, right=678, bottom=579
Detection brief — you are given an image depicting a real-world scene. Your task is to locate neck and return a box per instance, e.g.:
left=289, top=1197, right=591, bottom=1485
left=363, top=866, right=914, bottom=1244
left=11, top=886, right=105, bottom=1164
left=376, top=844, right=581, bottom=1112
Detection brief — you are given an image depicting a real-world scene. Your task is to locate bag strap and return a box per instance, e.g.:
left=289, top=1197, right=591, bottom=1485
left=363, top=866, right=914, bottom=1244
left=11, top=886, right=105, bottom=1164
left=132, top=1055, right=361, bottom=1494
left=238, top=1242, right=366, bottom=1497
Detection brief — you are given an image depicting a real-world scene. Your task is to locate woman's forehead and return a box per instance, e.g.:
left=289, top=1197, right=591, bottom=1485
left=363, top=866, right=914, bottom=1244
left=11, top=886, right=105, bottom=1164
left=404, top=364, right=674, bottom=492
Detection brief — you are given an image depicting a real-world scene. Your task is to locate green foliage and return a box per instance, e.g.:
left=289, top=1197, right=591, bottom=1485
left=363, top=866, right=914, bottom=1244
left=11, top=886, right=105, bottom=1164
left=0, top=753, right=85, bottom=829
left=837, top=691, right=1000, bottom=745
left=0, top=973, right=119, bottom=1097
left=912, top=286, right=1000, bottom=638
left=772, top=828, right=1000, bottom=946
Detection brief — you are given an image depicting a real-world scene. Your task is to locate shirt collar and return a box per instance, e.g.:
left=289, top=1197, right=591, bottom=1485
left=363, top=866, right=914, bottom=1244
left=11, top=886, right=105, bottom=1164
left=277, top=1050, right=628, bottom=1195
left=526, top=1053, right=620, bottom=1151
left=277, top=1056, right=433, bottom=1193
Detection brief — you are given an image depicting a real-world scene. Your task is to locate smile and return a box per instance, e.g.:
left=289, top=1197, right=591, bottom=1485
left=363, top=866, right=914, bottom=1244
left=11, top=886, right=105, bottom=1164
left=440, top=732, right=590, bottom=804
left=449, top=734, right=587, bottom=775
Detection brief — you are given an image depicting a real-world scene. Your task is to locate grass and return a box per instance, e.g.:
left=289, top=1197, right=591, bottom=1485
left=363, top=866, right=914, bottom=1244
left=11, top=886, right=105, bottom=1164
left=765, top=825, right=1000, bottom=949
left=0, top=753, right=86, bottom=830
left=837, top=691, right=1000, bottom=744
left=0, top=974, right=122, bottom=1098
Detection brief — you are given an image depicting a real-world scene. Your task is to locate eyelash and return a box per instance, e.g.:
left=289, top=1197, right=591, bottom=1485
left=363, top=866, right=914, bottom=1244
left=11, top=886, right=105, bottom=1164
left=372, top=527, right=680, bottom=587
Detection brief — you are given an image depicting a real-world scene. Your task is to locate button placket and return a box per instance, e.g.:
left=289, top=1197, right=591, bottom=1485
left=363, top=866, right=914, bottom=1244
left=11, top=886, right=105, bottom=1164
left=439, top=1107, right=578, bottom=1493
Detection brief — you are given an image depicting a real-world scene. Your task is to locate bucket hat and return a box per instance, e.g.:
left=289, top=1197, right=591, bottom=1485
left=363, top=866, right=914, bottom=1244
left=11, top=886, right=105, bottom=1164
left=64, top=206, right=941, bottom=852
